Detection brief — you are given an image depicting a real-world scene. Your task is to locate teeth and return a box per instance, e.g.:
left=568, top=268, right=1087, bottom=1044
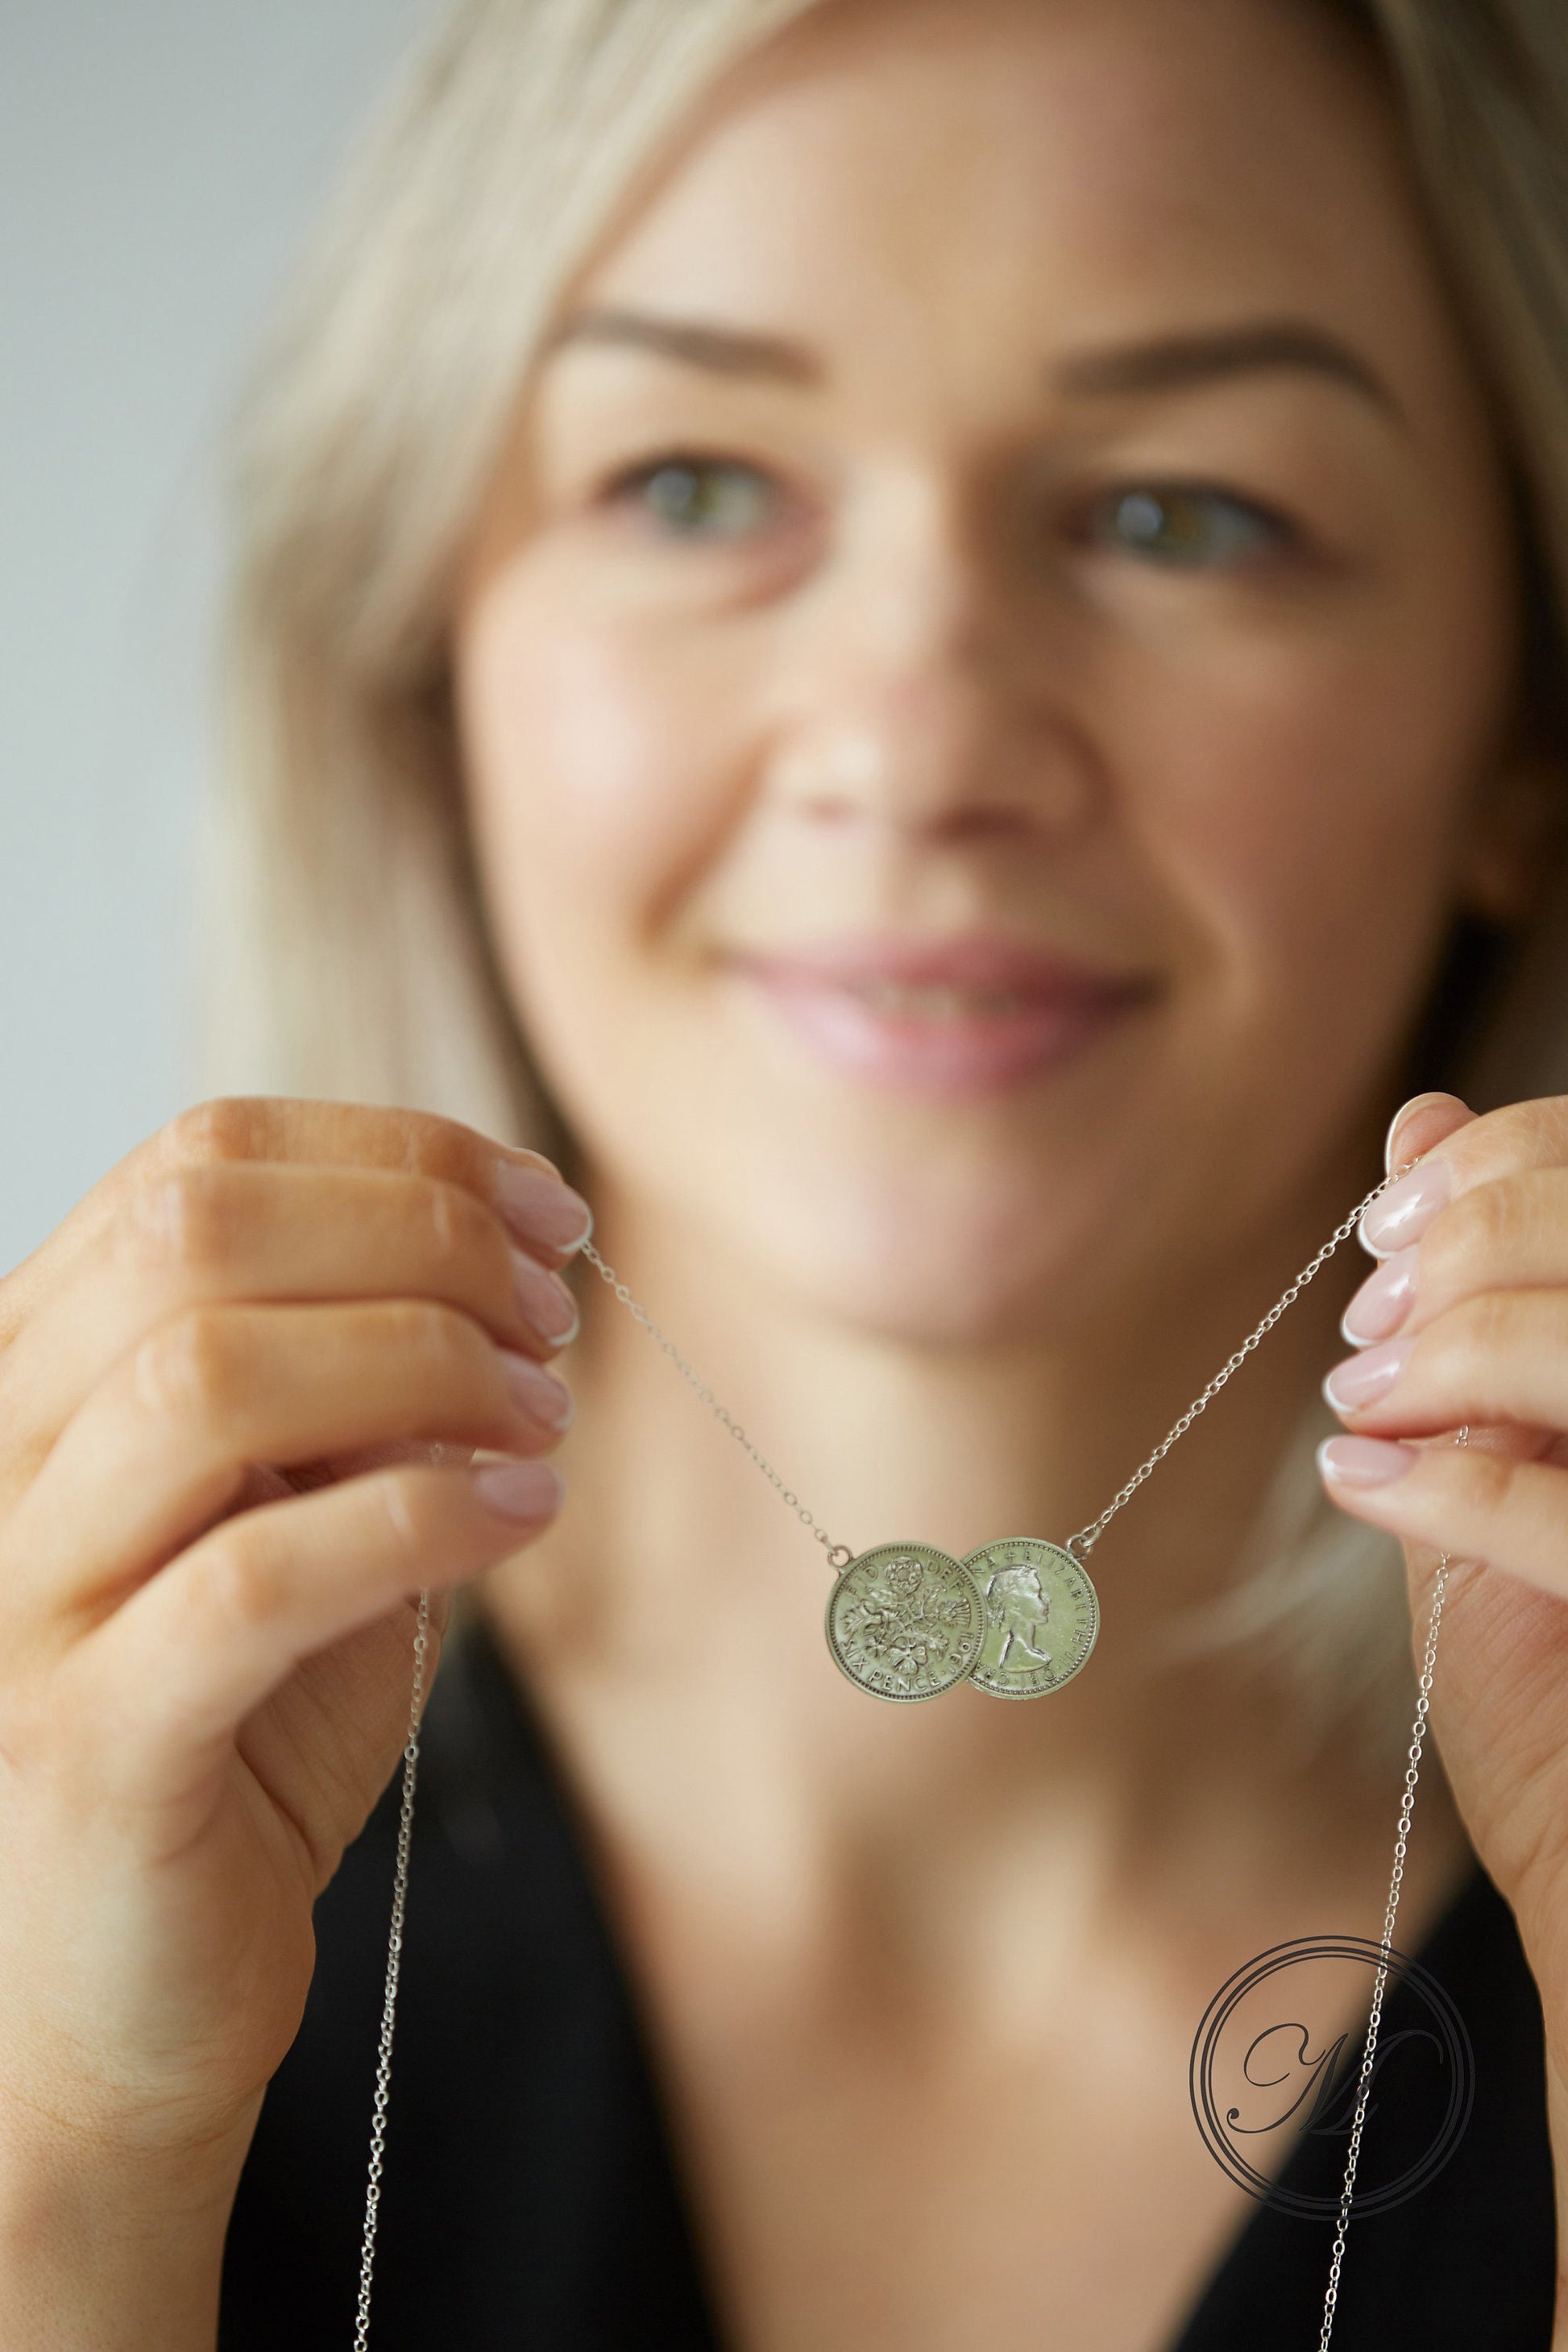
left=852, top=981, right=1027, bottom=1020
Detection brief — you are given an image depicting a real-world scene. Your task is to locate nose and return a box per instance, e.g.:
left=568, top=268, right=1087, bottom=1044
left=761, top=485, right=1104, bottom=847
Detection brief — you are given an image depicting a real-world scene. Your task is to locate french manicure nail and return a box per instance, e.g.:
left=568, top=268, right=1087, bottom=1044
left=493, top=1159, right=594, bottom=1253
left=1359, top=1160, right=1452, bottom=1257
left=1323, top=1339, right=1410, bottom=1414
left=1341, top=1247, right=1418, bottom=1346
left=472, top=1458, right=564, bottom=1523
left=500, top=1348, right=575, bottom=1431
left=1317, top=1434, right=1417, bottom=1488
left=1384, top=1093, right=1475, bottom=1178
left=512, top=1248, right=581, bottom=1346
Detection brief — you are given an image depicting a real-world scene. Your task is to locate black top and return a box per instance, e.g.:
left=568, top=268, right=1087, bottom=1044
left=221, top=1614, right=1556, bottom=2350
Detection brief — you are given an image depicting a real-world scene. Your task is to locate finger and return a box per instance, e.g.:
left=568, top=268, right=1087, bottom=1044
left=1384, top=1091, right=1477, bottom=1177
left=0, top=1097, right=590, bottom=1329
left=139, top=1101, right=591, bottom=1259
left=234, top=1599, right=451, bottom=1890
left=1317, top=1431, right=1568, bottom=1600
left=1343, top=1168, right=1568, bottom=1350
left=56, top=1455, right=563, bottom=1821
left=1324, top=1289, right=1568, bottom=1440
left=9, top=1298, right=573, bottom=1624
left=1361, top=1094, right=1568, bottom=1259
left=2, top=1159, right=582, bottom=1459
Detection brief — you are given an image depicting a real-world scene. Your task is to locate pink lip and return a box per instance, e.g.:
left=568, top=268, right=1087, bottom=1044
left=731, top=939, right=1156, bottom=1097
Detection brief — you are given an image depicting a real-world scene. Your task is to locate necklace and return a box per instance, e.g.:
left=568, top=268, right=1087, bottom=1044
left=350, top=1172, right=1462, bottom=2351
left=577, top=1177, right=1390, bottom=1704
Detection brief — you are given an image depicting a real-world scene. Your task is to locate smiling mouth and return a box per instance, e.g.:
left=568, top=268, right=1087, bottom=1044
left=729, top=940, right=1158, bottom=1097
left=829, top=979, right=1040, bottom=1019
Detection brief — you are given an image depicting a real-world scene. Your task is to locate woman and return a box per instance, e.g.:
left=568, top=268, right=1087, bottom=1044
left=3, top=0, right=1567, bottom=2342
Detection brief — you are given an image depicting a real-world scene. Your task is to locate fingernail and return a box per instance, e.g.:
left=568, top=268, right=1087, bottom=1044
left=512, top=1249, right=580, bottom=1346
left=1317, top=1434, right=1417, bottom=1488
left=1323, top=1338, right=1410, bottom=1413
left=1384, top=1101, right=1419, bottom=1177
left=1341, top=1247, right=1418, bottom=1346
left=500, top=1348, right=575, bottom=1431
left=472, top=1458, right=564, bottom=1523
left=1384, top=1093, right=1474, bottom=1178
left=1360, top=1161, right=1452, bottom=1257
left=493, top=1159, right=594, bottom=1254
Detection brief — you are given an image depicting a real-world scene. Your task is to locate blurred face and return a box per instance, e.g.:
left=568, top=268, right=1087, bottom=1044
left=453, top=0, right=1524, bottom=1340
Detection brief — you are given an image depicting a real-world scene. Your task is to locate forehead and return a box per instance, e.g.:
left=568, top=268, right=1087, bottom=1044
left=573, top=0, right=1459, bottom=417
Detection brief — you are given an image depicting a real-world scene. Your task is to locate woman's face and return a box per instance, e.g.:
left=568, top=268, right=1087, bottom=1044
left=454, top=0, right=1524, bottom=1340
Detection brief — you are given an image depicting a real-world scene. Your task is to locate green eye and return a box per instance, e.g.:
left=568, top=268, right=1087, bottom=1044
left=634, top=458, right=776, bottom=539
left=1092, top=484, right=1285, bottom=567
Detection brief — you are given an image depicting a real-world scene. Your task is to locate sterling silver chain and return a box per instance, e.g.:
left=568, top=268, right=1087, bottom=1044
left=577, top=1239, right=853, bottom=1566
left=583, top=1180, right=1394, bottom=1569
left=353, top=1172, right=1464, bottom=2348
left=1317, top=1469, right=1460, bottom=2350
left=1063, top=1178, right=1393, bottom=1558
left=352, top=1585, right=431, bottom=2352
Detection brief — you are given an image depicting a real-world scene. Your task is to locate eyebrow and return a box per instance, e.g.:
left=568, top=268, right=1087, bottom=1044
left=1049, top=320, right=1407, bottom=430
left=541, top=306, right=822, bottom=386
left=542, top=305, right=1406, bottom=430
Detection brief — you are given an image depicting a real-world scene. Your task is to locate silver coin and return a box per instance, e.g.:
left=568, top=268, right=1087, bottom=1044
left=963, top=1537, right=1099, bottom=1699
left=825, top=1541, right=986, bottom=1704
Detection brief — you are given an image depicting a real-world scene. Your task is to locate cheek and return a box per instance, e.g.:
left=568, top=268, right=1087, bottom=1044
left=460, top=587, right=721, bottom=892
left=454, top=574, right=753, bottom=1043
left=1141, top=583, right=1512, bottom=1066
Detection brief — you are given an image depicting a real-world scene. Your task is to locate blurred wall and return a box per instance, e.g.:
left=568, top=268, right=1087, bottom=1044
left=0, top=0, right=433, bottom=1273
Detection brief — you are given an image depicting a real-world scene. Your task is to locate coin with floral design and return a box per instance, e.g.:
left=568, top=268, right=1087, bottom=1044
left=824, top=1541, right=986, bottom=1703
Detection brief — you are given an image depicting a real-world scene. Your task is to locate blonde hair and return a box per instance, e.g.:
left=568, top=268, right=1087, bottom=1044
left=201, top=0, right=1568, bottom=1766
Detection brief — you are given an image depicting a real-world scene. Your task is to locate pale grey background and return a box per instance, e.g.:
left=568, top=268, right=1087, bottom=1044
left=1, top=0, right=433, bottom=1274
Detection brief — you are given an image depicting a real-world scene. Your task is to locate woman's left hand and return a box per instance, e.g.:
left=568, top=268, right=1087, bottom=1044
left=1319, top=1087, right=1568, bottom=2235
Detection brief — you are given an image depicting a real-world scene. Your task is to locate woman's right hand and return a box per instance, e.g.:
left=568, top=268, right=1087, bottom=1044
left=0, top=1100, right=586, bottom=2267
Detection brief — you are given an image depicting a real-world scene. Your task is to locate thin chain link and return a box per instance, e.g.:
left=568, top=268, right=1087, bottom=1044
left=1064, top=1175, right=1392, bottom=1558
left=1317, top=1531, right=1456, bottom=2350
left=352, top=1584, right=431, bottom=2352
left=579, top=1238, right=854, bottom=1568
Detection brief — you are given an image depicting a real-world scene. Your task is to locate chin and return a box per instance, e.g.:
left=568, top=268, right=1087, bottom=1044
left=558, top=989, right=1259, bottom=1341
left=691, top=1134, right=1135, bottom=1346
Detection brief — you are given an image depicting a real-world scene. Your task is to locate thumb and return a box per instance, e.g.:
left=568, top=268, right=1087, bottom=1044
left=1384, top=1090, right=1478, bottom=1177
